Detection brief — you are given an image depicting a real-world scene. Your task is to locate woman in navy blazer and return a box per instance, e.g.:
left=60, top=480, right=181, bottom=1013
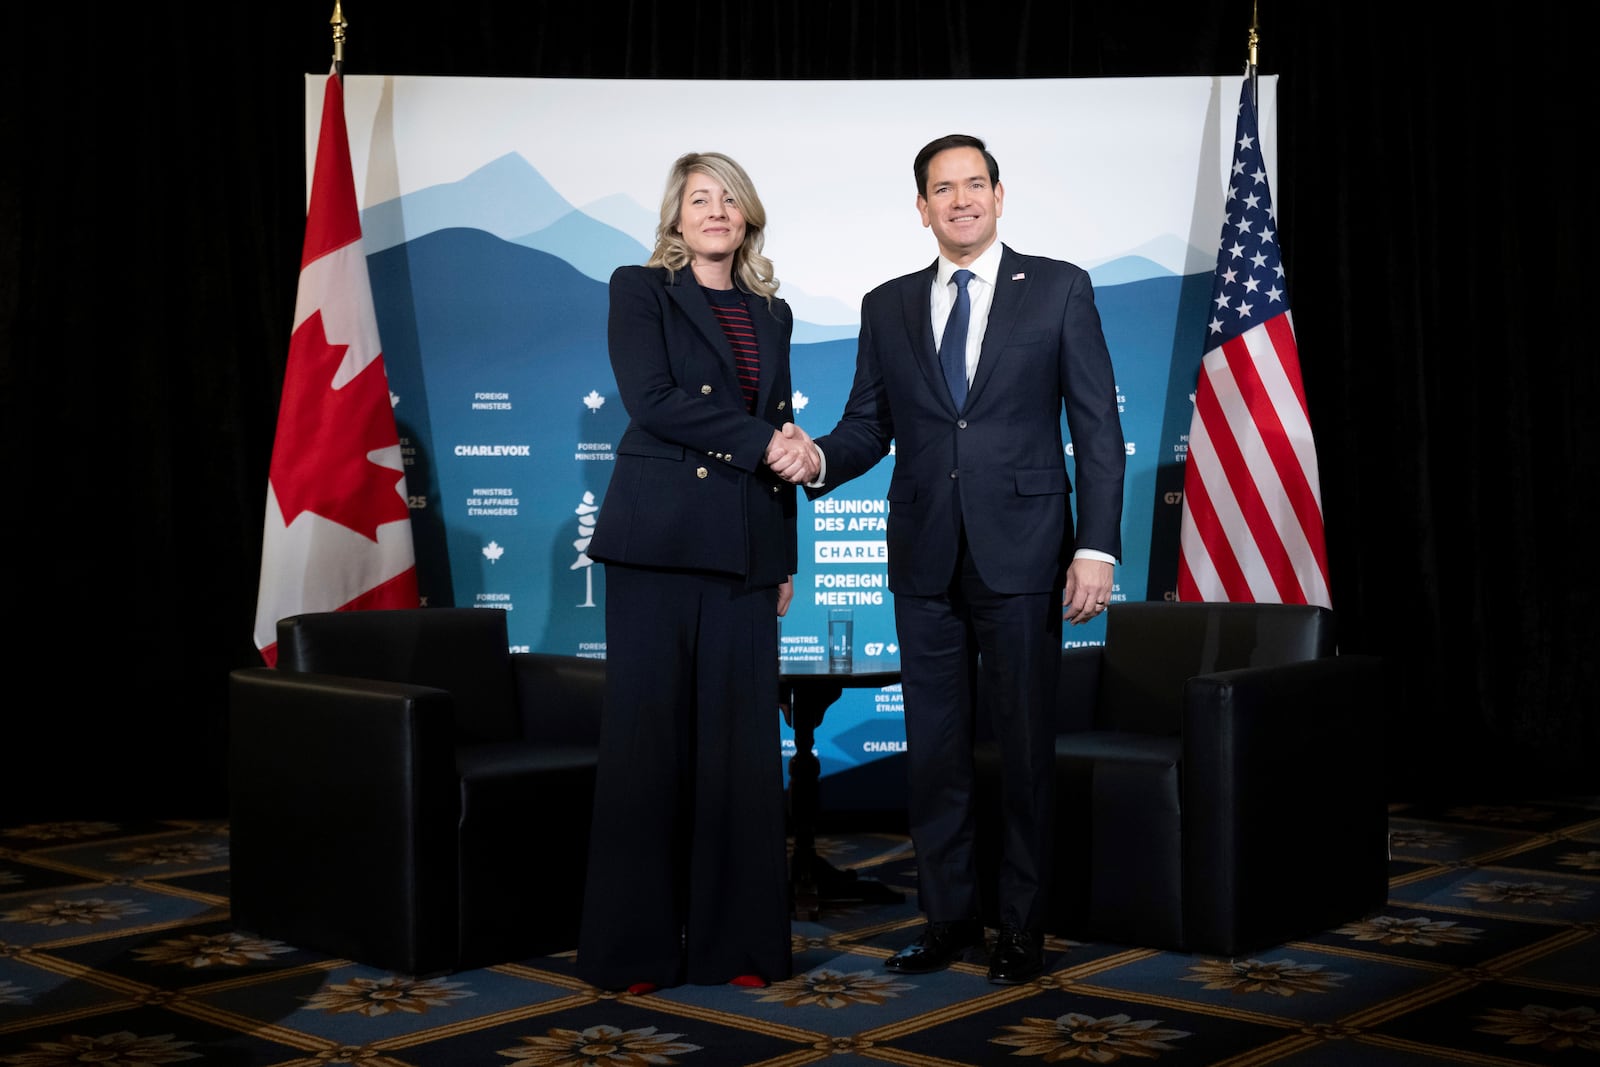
left=577, top=152, right=804, bottom=992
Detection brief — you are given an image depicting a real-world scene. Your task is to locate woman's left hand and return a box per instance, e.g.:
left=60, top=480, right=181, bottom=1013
left=777, top=575, right=794, bottom=617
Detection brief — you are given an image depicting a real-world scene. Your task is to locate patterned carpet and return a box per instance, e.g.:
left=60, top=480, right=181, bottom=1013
left=1, top=797, right=1597, bottom=1066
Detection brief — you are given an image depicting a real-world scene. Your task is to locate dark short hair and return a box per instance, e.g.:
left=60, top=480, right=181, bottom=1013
left=913, top=134, right=1000, bottom=197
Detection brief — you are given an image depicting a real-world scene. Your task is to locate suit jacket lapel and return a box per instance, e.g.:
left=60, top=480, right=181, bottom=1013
left=968, top=244, right=1026, bottom=405
left=899, top=262, right=947, bottom=410
left=666, top=271, right=737, bottom=374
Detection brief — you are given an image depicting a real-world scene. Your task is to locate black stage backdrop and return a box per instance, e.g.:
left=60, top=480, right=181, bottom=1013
left=2, top=3, right=1593, bottom=819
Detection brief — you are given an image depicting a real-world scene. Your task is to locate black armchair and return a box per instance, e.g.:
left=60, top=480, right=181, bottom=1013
left=977, top=601, right=1387, bottom=956
left=228, top=607, right=604, bottom=976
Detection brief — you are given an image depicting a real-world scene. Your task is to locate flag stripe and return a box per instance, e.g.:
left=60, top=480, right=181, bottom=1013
left=1265, top=313, right=1311, bottom=416
left=1234, top=324, right=1330, bottom=602
left=1214, top=330, right=1319, bottom=601
left=1192, top=360, right=1295, bottom=600
left=1259, top=315, right=1332, bottom=582
left=1176, top=444, right=1252, bottom=601
left=1195, top=330, right=1329, bottom=606
left=1230, top=319, right=1326, bottom=554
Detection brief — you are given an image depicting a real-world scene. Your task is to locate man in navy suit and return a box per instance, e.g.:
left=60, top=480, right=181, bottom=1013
left=773, top=133, right=1125, bottom=984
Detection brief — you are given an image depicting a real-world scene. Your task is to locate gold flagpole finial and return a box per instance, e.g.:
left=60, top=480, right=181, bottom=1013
left=330, top=1, right=348, bottom=72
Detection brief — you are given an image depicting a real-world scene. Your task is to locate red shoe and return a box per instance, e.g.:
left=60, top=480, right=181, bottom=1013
left=625, top=982, right=659, bottom=995
left=729, top=975, right=767, bottom=988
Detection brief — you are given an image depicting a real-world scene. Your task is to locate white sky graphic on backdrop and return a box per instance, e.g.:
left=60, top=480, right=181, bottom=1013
left=311, top=75, right=1278, bottom=328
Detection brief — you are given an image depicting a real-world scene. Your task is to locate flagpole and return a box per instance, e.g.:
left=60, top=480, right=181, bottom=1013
left=1245, top=0, right=1259, bottom=104
left=330, top=1, right=348, bottom=79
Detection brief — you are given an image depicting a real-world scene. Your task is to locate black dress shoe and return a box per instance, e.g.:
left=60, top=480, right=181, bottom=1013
left=987, top=925, right=1045, bottom=985
left=884, top=919, right=985, bottom=974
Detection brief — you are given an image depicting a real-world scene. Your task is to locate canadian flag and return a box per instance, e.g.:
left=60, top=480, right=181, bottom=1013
left=253, top=68, right=418, bottom=665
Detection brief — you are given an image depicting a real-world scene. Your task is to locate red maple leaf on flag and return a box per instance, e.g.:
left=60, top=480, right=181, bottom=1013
left=269, top=309, right=410, bottom=541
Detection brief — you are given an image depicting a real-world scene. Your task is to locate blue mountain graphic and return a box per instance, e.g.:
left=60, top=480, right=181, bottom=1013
left=362, top=152, right=577, bottom=256
left=369, top=227, right=614, bottom=390
left=362, top=151, right=1198, bottom=339
left=513, top=210, right=650, bottom=285
left=1089, top=255, right=1173, bottom=287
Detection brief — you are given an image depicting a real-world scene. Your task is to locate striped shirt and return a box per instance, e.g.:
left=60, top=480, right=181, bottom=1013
left=703, top=286, right=760, bottom=412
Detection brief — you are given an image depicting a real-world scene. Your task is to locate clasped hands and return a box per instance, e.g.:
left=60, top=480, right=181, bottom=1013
left=765, top=422, right=820, bottom=484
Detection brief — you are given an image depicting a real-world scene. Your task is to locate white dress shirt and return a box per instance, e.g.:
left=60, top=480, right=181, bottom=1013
left=930, top=241, right=1003, bottom=388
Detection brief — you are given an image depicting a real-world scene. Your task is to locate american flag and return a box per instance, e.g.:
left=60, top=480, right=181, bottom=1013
left=1177, top=77, right=1330, bottom=608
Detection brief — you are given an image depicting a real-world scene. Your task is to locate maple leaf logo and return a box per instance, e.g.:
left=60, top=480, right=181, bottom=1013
left=483, top=541, right=505, bottom=564
left=792, top=389, right=809, bottom=412
left=583, top=390, right=606, bottom=412
left=270, top=310, right=409, bottom=541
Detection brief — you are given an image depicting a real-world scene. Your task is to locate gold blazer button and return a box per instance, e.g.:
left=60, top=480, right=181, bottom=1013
left=696, top=466, right=709, bottom=479
left=777, top=400, right=787, bottom=410
left=700, top=384, right=713, bottom=395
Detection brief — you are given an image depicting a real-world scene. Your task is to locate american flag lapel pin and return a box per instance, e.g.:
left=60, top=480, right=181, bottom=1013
left=1012, top=272, right=1026, bottom=280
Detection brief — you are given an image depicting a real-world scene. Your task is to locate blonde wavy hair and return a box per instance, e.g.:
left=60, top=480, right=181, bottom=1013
left=647, top=151, right=779, bottom=303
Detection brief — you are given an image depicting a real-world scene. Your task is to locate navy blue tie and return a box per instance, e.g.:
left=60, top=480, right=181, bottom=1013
left=940, top=269, right=974, bottom=409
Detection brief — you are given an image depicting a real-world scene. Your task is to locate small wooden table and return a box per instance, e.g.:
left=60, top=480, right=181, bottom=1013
left=780, top=657, right=904, bottom=920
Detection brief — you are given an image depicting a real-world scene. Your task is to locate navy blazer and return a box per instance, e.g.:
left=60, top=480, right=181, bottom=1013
left=588, top=264, right=799, bottom=587
left=810, top=245, right=1125, bottom=596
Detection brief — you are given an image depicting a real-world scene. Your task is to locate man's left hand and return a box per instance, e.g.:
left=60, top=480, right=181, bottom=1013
left=1063, top=558, right=1113, bottom=625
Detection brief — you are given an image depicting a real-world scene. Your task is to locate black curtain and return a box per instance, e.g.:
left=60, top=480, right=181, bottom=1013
left=3, top=2, right=1592, bottom=819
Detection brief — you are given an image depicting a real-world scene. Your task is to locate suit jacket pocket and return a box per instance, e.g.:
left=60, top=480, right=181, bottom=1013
left=1014, top=467, right=1069, bottom=497
left=616, top=434, right=685, bottom=461
left=1007, top=331, right=1050, bottom=348
left=886, top=476, right=918, bottom=504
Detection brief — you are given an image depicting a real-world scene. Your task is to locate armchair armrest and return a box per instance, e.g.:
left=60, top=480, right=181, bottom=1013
left=227, top=666, right=461, bottom=974
left=1182, top=654, right=1384, bottom=788
left=1055, top=646, right=1104, bottom=732
left=511, top=653, right=605, bottom=746
left=230, top=668, right=461, bottom=794
left=1179, top=654, right=1387, bottom=952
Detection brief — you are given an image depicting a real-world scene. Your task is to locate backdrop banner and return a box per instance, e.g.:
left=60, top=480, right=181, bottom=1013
left=310, top=74, right=1278, bottom=799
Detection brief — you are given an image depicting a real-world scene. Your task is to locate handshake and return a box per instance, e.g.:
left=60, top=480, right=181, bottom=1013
left=765, top=423, right=821, bottom=485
